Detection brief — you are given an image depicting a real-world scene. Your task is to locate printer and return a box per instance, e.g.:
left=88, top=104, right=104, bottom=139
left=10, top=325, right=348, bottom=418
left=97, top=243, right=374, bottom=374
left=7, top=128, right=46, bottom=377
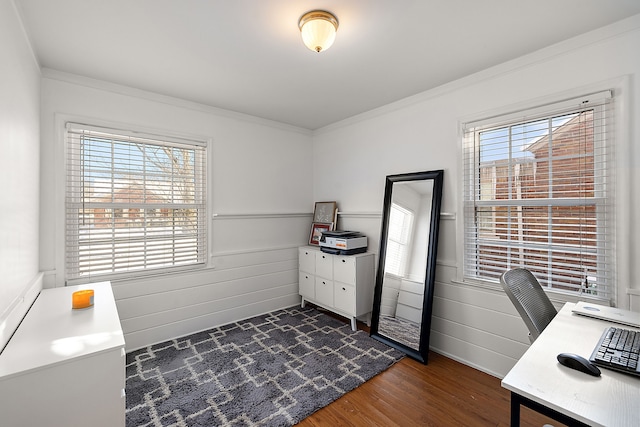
left=319, top=231, right=368, bottom=255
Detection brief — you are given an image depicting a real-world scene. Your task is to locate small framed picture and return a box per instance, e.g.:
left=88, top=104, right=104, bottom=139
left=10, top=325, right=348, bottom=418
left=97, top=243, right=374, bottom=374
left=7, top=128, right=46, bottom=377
left=309, top=222, right=332, bottom=246
left=313, top=201, right=338, bottom=224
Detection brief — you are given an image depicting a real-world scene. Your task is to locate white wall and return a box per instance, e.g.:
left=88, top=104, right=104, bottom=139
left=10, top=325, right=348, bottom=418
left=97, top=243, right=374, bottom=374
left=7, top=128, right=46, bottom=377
left=0, top=0, right=42, bottom=351
left=313, top=15, right=640, bottom=377
left=39, top=73, right=314, bottom=350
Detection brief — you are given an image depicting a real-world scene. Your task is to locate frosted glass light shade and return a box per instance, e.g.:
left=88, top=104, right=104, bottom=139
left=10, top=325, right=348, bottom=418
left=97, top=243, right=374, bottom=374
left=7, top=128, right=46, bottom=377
left=299, top=10, right=338, bottom=53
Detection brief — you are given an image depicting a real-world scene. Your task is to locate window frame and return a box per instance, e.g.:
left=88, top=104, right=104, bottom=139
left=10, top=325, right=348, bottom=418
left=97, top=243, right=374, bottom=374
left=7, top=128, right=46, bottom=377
left=63, top=121, right=210, bottom=284
left=460, top=91, right=616, bottom=303
left=384, top=202, right=415, bottom=278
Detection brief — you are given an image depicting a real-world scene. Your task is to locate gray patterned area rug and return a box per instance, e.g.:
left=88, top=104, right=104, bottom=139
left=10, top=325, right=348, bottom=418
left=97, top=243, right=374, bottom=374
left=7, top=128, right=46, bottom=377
left=125, top=306, right=403, bottom=426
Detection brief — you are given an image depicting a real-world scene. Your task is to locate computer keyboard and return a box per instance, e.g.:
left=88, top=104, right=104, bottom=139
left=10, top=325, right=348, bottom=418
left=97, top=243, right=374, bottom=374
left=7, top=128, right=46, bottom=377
left=589, top=326, right=640, bottom=377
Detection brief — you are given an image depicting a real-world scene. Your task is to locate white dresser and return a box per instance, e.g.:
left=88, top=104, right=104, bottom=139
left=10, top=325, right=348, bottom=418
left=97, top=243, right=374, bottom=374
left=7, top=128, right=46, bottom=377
left=298, top=246, right=375, bottom=331
left=0, top=282, right=126, bottom=427
left=396, top=279, right=425, bottom=324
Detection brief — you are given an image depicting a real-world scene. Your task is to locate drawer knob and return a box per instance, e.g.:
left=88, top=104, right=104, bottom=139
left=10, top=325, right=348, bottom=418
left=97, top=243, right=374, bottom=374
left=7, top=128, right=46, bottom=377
left=342, top=259, right=346, bottom=263
left=342, top=287, right=346, bottom=291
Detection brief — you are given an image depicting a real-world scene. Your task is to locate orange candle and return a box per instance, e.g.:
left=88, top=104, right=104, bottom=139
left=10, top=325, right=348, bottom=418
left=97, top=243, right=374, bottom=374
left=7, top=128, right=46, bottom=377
left=72, top=289, right=94, bottom=309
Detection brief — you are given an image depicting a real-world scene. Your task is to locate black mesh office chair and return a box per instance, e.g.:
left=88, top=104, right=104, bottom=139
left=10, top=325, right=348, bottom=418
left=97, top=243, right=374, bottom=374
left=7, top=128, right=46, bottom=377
left=500, top=268, right=558, bottom=343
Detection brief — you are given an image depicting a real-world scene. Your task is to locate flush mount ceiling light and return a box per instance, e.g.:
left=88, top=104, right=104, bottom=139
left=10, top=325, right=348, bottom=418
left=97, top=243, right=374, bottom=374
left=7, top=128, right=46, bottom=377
left=298, top=10, right=339, bottom=53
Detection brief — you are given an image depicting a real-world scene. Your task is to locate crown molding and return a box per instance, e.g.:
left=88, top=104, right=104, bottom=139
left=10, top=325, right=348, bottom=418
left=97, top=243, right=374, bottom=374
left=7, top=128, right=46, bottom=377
left=316, top=13, right=640, bottom=135
left=41, top=68, right=312, bottom=137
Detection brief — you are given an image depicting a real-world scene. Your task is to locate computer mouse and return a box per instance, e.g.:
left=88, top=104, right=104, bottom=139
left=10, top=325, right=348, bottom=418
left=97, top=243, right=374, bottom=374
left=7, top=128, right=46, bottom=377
left=557, top=353, right=601, bottom=377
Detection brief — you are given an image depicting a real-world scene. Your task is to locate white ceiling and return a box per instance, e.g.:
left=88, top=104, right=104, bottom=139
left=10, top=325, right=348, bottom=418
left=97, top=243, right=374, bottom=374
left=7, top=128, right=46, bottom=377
left=15, top=0, right=640, bottom=130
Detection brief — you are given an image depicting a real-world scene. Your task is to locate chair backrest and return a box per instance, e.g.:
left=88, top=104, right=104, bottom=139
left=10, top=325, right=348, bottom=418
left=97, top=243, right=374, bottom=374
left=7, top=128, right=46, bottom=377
left=500, top=268, right=558, bottom=342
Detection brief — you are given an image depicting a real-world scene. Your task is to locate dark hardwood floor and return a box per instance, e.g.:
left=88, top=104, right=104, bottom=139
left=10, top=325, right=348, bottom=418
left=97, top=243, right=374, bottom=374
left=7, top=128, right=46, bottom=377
left=299, top=310, right=565, bottom=426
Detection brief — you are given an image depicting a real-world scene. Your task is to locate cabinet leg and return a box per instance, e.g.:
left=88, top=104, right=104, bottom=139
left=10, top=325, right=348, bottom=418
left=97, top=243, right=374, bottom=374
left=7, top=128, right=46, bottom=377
left=351, top=317, right=357, bottom=331
left=301, top=298, right=306, bottom=309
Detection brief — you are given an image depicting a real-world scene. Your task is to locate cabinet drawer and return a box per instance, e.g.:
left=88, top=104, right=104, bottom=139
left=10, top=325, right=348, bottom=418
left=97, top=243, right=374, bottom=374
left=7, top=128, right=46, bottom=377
left=396, top=303, right=422, bottom=324
left=333, top=256, right=356, bottom=285
left=299, top=272, right=315, bottom=299
left=315, top=252, right=333, bottom=279
left=315, top=277, right=334, bottom=307
left=0, top=346, right=125, bottom=427
left=398, top=289, right=424, bottom=309
left=333, top=283, right=356, bottom=314
left=299, top=248, right=315, bottom=273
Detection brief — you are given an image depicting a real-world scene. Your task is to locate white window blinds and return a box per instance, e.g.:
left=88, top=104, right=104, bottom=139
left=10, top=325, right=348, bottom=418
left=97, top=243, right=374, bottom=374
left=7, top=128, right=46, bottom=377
left=65, top=123, right=207, bottom=282
left=462, top=91, right=615, bottom=301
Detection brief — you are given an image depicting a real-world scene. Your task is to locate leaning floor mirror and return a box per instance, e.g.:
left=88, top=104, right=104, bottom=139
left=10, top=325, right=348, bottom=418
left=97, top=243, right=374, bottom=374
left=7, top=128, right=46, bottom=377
left=370, top=169, right=444, bottom=363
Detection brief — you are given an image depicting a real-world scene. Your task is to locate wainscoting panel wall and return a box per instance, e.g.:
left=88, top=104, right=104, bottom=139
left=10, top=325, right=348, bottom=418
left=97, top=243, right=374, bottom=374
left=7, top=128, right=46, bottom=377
left=115, top=249, right=300, bottom=351
left=114, top=215, right=311, bottom=351
left=429, top=272, right=531, bottom=377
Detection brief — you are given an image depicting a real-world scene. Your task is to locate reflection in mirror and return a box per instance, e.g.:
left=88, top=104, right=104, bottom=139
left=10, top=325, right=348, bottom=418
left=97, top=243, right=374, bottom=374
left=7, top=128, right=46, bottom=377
left=370, top=170, right=444, bottom=363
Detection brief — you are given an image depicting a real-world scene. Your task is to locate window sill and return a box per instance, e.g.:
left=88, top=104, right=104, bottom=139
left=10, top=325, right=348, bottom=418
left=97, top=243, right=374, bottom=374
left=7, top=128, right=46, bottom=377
left=67, top=263, right=210, bottom=286
left=451, top=277, right=611, bottom=306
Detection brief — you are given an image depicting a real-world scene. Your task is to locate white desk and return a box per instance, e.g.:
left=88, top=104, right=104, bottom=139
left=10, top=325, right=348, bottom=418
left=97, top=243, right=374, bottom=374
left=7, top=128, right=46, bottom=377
left=502, top=303, right=640, bottom=427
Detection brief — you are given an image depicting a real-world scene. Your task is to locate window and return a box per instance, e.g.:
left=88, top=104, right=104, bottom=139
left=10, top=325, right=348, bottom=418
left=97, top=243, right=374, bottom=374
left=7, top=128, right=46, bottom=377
left=462, top=91, right=614, bottom=301
left=66, top=123, right=207, bottom=282
left=384, top=203, right=415, bottom=277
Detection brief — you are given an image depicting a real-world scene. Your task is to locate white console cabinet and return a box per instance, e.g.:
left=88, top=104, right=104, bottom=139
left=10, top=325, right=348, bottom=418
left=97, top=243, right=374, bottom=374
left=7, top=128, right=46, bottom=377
left=0, top=282, right=126, bottom=427
left=298, top=246, right=375, bottom=331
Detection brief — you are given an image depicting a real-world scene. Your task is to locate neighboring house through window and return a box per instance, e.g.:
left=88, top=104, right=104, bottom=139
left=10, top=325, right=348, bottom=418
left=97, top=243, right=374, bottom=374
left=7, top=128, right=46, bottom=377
left=462, top=91, right=615, bottom=301
left=65, top=123, right=207, bottom=283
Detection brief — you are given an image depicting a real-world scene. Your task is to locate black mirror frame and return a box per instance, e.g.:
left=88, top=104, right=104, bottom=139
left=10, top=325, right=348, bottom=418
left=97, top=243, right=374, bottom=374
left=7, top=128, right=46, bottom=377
left=370, top=169, right=444, bottom=363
